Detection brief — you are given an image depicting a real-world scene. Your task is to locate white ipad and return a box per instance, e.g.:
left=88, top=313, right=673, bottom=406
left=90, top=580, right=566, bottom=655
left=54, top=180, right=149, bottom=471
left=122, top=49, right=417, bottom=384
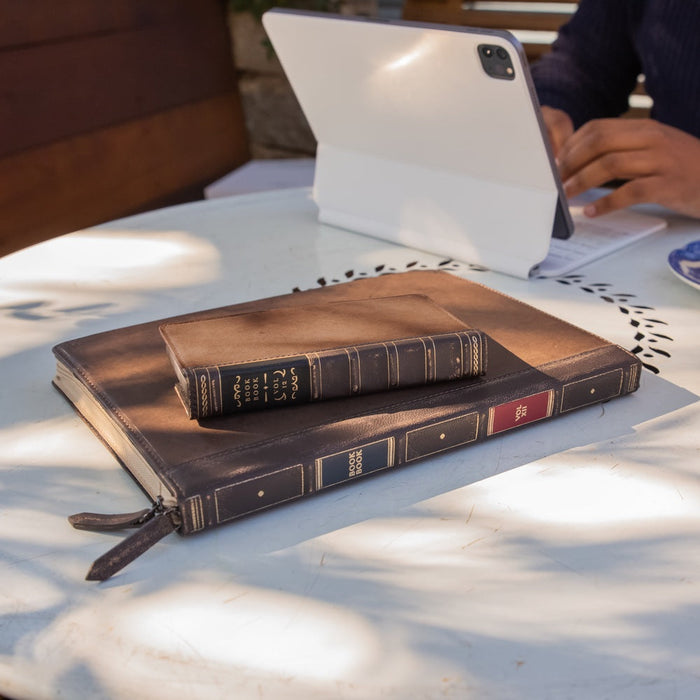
left=262, top=10, right=664, bottom=278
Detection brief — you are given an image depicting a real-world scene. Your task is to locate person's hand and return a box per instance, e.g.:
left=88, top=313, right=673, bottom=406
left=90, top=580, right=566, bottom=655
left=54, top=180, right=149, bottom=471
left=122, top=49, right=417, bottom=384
left=556, top=118, right=700, bottom=219
left=540, top=106, right=574, bottom=159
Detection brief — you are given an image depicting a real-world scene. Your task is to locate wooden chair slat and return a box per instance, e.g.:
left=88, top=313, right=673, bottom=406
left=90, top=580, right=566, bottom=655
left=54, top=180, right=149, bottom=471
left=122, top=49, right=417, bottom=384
left=0, top=0, right=250, bottom=256
left=0, top=94, right=249, bottom=257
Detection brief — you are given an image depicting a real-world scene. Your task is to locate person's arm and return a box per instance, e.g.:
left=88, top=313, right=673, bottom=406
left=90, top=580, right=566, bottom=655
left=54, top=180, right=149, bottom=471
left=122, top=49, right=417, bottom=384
left=535, top=2, right=700, bottom=220
left=531, top=0, right=641, bottom=129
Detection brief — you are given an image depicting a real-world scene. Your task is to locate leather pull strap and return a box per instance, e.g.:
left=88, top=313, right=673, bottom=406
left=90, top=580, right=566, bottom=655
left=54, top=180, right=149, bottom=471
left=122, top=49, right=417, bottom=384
left=69, top=497, right=181, bottom=581
left=85, top=512, right=178, bottom=581
left=69, top=508, right=154, bottom=531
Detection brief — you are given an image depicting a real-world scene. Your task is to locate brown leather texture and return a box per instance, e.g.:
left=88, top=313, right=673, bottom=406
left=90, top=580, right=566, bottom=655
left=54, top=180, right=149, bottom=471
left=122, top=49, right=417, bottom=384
left=161, top=294, right=472, bottom=366
left=54, top=270, right=642, bottom=536
left=160, top=294, right=488, bottom=417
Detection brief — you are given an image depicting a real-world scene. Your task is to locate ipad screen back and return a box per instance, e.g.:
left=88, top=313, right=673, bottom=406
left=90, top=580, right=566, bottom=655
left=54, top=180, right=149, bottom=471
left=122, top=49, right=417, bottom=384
left=263, top=9, right=568, bottom=278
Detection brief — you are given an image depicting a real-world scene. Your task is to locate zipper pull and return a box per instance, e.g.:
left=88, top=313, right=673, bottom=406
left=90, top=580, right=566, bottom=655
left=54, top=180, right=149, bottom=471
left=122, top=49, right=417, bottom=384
left=69, top=504, right=157, bottom=531
left=69, top=498, right=180, bottom=581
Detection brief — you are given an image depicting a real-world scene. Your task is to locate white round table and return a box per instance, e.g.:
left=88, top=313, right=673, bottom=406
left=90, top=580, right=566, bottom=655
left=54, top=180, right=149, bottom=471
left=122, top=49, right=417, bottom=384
left=1, top=188, right=699, bottom=700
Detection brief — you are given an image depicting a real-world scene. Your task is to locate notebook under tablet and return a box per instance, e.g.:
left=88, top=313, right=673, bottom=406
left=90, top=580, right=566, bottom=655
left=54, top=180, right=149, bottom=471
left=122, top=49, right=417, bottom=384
left=262, top=9, right=666, bottom=279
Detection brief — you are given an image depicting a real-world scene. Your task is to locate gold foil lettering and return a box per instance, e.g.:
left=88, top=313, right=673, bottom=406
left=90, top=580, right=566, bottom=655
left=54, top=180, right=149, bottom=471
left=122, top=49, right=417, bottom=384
left=348, top=449, right=363, bottom=478
left=243, top=376, right=261, bottom=404
left=514, top=404, right=528, bottom=422
left=271, top=367, right=298, bottom=402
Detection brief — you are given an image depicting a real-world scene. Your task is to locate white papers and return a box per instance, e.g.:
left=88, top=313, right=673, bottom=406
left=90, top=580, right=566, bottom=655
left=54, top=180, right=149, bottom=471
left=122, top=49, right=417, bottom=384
left=534, top=205, right=667, bottom=278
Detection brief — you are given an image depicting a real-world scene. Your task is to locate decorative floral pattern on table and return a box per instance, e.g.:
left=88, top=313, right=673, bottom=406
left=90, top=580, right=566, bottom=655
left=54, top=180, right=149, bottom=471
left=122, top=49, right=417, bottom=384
left=294, top=257, right=673, bottom=376
left=554, top=276, right=672, bottom=375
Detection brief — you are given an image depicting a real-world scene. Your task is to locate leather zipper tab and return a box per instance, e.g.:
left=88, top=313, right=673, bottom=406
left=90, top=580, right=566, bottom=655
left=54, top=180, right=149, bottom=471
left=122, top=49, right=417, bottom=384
left=69, top=507, right=155, bottom=531
left=69, top=497, right=180, bottom=581
left=85, top=512, right=177, bottom=581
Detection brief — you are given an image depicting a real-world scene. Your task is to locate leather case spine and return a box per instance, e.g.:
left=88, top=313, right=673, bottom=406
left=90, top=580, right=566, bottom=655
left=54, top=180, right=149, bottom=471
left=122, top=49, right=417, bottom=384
left=55, top=269, right=645, bottom=580
left=176, top=346, right=641, bottom=535
left=183, top=329, right=488, bottom=418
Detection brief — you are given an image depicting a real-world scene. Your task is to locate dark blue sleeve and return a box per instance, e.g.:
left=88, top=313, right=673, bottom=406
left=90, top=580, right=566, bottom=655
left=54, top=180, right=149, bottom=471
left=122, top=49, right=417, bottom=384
left=530, top=0, right=642, bottom=128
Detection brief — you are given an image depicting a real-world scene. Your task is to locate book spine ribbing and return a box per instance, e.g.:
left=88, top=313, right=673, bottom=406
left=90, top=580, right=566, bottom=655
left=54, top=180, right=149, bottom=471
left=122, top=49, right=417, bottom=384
left=185, top=329, right=487, bottom=418
left=179, top=354, right=641, bottom=534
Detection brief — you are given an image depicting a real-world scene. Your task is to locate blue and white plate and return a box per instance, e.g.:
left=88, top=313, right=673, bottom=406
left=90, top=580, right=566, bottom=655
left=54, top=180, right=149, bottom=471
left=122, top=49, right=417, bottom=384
left=668, top=240, right=700, bottom=291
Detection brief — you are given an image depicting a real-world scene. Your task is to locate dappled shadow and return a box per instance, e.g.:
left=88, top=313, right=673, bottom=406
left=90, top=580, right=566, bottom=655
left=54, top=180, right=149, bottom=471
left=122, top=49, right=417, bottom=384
left=3, top=365, right=696, bottom=696
left=2, top=240, right=699, bottom=697
left=0, top=300, right=113, bottom=322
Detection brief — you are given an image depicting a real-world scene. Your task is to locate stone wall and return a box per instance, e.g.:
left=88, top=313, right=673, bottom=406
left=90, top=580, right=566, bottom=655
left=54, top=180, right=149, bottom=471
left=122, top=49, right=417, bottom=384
left=227, top=4, right=376, bottom=159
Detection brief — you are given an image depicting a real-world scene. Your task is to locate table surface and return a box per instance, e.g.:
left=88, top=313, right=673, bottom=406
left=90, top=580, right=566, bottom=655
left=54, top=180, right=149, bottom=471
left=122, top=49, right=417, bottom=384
left=1, top=188, right=699, bottom=700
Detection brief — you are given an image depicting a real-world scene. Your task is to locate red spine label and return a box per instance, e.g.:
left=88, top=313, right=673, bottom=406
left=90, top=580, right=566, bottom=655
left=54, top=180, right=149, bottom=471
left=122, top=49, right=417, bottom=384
left=488, top=390, right=554, bottom=435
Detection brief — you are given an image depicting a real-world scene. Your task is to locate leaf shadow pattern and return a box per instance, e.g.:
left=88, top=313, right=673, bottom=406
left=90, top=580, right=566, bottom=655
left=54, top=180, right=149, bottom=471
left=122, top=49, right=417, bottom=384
left=1, top=269, right=695, bottom=699
left=0, top=300, right=114, bottom=322
left=293, top=258, right=673, bottom=377
left=554, top=275, right=672, bottom=375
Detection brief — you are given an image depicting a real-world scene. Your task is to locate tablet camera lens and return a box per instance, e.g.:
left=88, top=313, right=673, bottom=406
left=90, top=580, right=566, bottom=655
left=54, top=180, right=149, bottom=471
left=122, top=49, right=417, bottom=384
left=478, top=43, right=514, bottom=80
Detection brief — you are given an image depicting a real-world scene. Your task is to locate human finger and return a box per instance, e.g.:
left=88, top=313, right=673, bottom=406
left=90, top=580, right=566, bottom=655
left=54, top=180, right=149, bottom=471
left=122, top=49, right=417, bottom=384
left=580, top=177, right=662, bottom=217
left=562, top=148, right=657, bottom=200
left=557, top=119, right=654, bottom=181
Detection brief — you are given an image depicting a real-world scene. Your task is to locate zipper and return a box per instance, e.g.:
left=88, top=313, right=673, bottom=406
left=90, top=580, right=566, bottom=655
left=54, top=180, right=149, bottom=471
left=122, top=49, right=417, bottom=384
left=69, top=497, right=180, bottom=581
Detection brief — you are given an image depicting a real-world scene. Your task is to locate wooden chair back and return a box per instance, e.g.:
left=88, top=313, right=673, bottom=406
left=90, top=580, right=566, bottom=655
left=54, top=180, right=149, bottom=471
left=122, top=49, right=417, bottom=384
left=0, top=0, right=250, bottom=257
